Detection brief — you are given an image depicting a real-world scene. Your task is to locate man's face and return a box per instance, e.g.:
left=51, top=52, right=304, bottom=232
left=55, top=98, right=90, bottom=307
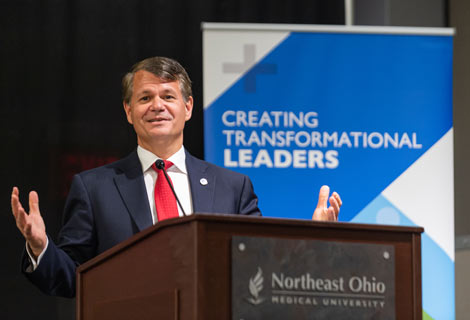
left=123, top=70, right=193, bottom=151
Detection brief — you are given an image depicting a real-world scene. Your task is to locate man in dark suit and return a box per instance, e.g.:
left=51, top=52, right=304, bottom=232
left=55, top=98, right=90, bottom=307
left=11, top=57, right=342, bottom=298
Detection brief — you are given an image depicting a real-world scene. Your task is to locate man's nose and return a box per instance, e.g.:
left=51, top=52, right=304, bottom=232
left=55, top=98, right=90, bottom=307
left=150, top=97, right=165, bottom=111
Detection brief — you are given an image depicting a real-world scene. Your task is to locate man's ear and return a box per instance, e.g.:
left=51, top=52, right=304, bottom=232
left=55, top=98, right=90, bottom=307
left=123, top=101, right=133, bottom=124
left=185, top=96, right=194, bottom=122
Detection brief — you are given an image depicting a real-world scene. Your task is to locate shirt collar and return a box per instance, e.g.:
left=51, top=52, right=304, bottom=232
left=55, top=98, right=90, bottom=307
left=137, top=145, right=187, bottom=174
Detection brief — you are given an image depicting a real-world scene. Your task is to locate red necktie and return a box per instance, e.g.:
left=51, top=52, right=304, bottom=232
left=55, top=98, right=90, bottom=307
left=152, top=160, right=179, bottom=221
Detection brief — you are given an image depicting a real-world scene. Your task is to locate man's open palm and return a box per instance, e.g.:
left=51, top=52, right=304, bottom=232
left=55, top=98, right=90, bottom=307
left=11, top=187, right=47, bottom=258
left=312, top=185, right=342, bottom=221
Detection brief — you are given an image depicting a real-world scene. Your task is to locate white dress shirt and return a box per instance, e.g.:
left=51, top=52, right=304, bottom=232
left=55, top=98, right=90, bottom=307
left=137, top=145, right=194, bottom=224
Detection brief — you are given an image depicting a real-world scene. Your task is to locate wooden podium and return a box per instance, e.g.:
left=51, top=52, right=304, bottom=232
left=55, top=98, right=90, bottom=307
left=76, top=214, right=423, bottom=319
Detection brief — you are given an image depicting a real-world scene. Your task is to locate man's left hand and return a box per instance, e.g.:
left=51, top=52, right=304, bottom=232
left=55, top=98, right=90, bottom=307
left=312, top=185, right=342, bottom=221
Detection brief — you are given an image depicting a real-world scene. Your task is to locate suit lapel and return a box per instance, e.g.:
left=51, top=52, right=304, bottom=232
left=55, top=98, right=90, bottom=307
left=113, top=150, right=215, bottom=227
left=114, top=151, right=153, bottom=232
left=186, top=151, right=216, bottom=213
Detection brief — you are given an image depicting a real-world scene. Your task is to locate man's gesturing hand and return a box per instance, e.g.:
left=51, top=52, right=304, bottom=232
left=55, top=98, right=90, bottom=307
left=11, top=187, right=47, bottom=259
left=312, top=185, right=342, bottom=221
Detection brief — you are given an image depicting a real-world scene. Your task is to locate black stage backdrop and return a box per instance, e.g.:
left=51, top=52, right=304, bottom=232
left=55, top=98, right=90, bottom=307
left=0, top=1, right=343, bottom=318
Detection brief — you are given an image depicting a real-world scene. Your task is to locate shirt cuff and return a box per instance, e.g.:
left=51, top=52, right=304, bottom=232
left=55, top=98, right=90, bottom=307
left=24, top=238, right=49, bottom=272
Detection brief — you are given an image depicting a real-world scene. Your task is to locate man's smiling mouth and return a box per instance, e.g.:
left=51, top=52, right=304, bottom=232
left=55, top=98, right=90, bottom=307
left=147, top=117, right=171, bottom=123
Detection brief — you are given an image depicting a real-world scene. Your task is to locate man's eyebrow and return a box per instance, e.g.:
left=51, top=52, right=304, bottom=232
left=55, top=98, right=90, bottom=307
left=136, top=89, right=153, bottom=96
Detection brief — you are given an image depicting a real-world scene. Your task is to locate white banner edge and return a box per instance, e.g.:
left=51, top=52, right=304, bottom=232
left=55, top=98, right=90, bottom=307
left=201, top=22, right=455, bottom=36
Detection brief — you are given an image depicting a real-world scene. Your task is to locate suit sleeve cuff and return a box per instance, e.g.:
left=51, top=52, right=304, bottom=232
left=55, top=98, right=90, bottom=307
left=24, top=238, right=49, bottom=273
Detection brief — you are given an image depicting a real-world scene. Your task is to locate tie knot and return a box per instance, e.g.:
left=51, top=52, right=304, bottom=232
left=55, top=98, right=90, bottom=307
left=152, top=160, right=174, bottom=173
left=163, top=160, right=174, bottom=169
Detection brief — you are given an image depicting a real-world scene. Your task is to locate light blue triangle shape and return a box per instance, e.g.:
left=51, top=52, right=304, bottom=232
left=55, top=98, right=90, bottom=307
left=352, top=194, right=454, bottom=319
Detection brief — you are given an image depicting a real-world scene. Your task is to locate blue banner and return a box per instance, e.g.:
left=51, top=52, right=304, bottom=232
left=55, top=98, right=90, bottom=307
left=203, top=25, right=453, bottom=319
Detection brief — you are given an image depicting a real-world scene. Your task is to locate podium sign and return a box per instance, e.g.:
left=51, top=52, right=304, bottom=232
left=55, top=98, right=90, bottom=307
left=232, top=236, right=395, bottom=319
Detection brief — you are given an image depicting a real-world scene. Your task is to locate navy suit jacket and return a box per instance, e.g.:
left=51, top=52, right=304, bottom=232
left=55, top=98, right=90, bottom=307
left=22, top=150, right=261, bottom=297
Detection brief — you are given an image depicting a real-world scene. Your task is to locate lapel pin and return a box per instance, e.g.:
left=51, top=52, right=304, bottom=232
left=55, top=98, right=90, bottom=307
left=200, top=178, right=208, bottom=186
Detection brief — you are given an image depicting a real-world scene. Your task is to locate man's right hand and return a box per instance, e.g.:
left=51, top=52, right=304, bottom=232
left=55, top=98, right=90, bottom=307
left=11, top=187, right=47, bottom=259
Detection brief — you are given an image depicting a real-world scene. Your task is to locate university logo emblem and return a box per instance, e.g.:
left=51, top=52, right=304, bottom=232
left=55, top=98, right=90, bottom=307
left=246, top=267, right=266, bottom=305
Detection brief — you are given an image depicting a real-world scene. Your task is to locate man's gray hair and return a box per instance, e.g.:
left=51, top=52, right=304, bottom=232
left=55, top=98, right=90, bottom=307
left=122, top=56, right=192, bottom=104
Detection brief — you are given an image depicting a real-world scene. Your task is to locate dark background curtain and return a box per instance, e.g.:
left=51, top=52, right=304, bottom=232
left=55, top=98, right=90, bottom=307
left=0, top=0, right=344, bottom=318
